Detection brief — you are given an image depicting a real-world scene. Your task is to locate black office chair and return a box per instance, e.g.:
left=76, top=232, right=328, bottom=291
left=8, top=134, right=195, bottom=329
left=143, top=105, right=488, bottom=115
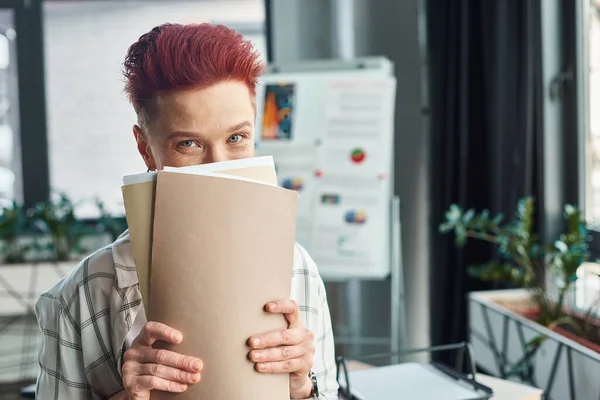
left=20, top=384, right=35, bottom=398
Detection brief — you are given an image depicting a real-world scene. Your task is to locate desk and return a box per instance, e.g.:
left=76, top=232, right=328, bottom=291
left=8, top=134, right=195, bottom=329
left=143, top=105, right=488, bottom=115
left=344, top=361, right=543, bottom=400
left=476, top=374, right=542, bottom=400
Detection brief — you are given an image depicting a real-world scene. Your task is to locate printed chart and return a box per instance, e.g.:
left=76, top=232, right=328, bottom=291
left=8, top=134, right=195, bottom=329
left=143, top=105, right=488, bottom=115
left=256, top=68, right=396, bottom=279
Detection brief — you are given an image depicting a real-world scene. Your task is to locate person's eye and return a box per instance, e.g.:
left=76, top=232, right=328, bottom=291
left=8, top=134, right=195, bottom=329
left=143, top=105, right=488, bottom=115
left=178, top=140, right=196, bottom=148
left=228, top=134, right=245, bottom=144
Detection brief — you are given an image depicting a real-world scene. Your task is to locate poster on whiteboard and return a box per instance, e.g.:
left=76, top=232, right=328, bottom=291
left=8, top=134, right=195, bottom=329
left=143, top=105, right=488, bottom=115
left=318, top=79, right=396, bottom=177
left=310, top=175, right=391, bottom=278
left=255, top=66, right=397, bottom=280
left=270, top=145, right=317, bottom=250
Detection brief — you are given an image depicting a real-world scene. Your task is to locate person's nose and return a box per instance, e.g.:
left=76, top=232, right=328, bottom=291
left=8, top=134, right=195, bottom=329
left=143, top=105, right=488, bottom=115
left=203, top=145, right=228, bottom=164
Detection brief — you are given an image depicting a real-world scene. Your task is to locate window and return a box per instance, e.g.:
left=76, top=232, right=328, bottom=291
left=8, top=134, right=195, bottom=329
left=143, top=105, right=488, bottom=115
left=0, top=9, right=20, bottom=206
left=582, top=1, right=600, bottom=249
left=584, top=1, right=600, bottom=225
left=578, top=0, right=600, bottom=312
left=44, top=0, right=267, bottom=218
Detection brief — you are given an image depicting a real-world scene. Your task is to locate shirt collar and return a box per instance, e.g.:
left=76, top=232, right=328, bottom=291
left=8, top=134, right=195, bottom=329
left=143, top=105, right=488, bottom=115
left=111, top=230, right=140, bottom=289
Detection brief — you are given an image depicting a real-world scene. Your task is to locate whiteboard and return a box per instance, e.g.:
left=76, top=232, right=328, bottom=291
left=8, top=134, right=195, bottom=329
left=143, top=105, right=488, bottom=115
left=255, top=58, right=396, bottom=280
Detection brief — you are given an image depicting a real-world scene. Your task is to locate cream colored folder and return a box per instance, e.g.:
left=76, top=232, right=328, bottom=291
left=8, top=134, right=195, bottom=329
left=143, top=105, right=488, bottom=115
left=121, top=157, right=278, bottom=310
left=149, top=171, right=298, bottom=399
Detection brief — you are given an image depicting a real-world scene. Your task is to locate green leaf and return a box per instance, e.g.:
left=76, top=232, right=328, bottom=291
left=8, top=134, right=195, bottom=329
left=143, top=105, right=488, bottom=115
left=467, top=261, right=525, bottom=285
left=462, top=209, right=475, bottom=225
left=492, top=213, right=505, bottom=226
left=444, top=204, right=463, bottom=224
left=438, top=222, right=454, bottom=233
left=480, top=209, right=490, bottom=221
left=554, top=240, right=568, bottom=253
left=455, top=226, right=467, bottom=247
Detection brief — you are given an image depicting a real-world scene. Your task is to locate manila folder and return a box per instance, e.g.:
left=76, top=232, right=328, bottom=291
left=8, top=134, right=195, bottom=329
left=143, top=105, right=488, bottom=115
left=123, top=164, right=278, bottom=312
left=149, top=171, right=298, bottom=400
left=121, top=180, right=155, bottom=309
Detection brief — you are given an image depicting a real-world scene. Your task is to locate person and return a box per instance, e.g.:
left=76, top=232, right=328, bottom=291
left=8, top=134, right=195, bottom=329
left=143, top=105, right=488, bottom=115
left=35, top=23, right=338, bottom=400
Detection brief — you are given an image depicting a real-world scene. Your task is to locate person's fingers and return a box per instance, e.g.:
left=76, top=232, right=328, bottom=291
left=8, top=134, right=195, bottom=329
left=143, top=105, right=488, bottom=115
left=265, top=300, right=301, bottom=327
left=125, top=348, right=203, bottom=373
left=254, top=357, right=304, bottom=374
left=137, top=363, right=201, bottom=384
left=132, top=321, right=183, bottom=348
left=249, top=327, right=305, bottom=349
left=249, top=345, right=305, bottom=362
left=128, top=375, right=189, bottom=393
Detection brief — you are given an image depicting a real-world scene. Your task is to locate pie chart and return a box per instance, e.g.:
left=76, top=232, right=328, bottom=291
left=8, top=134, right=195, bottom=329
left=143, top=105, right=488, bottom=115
left=344, top=209, right=368, bottom=225
left=281, top=177, right=304, bottom=191
left=350, top=148, right=366, bottom=164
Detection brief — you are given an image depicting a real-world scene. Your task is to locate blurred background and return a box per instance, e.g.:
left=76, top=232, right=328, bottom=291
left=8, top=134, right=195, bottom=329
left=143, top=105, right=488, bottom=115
left=0, top=0, right=600, bottom=398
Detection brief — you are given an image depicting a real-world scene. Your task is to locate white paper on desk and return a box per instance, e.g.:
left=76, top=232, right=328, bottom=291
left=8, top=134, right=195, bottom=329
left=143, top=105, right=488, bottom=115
left=341, top=363, right=488, bottom=400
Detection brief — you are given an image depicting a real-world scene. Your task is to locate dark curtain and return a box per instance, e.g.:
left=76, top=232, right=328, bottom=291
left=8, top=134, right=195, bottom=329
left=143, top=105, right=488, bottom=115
left=427, top=0, right=543, bottom=358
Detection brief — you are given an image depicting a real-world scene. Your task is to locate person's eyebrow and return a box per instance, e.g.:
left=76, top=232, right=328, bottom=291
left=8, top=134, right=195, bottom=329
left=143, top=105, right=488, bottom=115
left=226, top=121, right=252, bottom=133
left=168, top=121, right=252, bottom=139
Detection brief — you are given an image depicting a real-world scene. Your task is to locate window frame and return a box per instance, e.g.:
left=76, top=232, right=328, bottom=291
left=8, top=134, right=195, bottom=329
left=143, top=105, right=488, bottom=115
left=14, top=0, right=49, bottom=209
left=0, top=0, right=49, bottom=209
left=575, top=0, right=600, bottom=262
left=7, top=1, right=268, bottom=216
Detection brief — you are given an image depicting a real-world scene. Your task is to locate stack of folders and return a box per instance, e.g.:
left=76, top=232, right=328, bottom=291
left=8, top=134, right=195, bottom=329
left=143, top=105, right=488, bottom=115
left=121, top=156, right=298, bottom=400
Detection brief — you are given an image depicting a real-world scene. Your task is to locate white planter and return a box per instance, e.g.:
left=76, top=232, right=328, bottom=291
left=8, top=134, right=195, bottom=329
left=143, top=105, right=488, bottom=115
left=469, top=289, right=600, bottom=400
left=0, top=261, right=79, bottom=384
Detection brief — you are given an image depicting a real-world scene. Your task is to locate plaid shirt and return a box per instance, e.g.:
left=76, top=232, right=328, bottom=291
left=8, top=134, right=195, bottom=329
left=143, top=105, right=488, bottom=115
left=35, top=233, right=338, bottom=399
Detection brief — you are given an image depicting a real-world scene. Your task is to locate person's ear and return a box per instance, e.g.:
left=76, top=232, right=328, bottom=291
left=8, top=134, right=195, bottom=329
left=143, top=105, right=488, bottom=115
left=133, top=125, right=157, bottom=171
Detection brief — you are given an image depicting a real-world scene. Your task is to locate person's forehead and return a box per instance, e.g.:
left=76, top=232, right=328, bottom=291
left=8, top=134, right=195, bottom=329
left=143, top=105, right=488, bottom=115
left=154, top=82, right=254, bottom=125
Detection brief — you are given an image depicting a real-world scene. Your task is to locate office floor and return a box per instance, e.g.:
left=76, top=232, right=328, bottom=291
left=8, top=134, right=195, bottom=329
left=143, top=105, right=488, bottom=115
left=0, top=315, right=38, bottom=399
left=0, top=382, right=32, bottom=400
left=0, top=262, right=81, bottom=399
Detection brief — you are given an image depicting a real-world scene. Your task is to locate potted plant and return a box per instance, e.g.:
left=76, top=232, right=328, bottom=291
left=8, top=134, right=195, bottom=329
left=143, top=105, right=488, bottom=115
left=0, top=194, right=114, bottom=385
left=29, top=192, right=88, bottom=262
left=440, top=197, right=600, bottom=399
left=94, top=198, right=128, bottom=242
left=0, top=201, right=30, bottom=264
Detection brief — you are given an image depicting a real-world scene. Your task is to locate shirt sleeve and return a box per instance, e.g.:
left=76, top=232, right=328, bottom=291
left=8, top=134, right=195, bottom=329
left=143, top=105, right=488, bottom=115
left=312, top=274, right=338, bottom=400
left=294, top=244, right=339, bottom=400
left=35, top=291, right=95, bottom=399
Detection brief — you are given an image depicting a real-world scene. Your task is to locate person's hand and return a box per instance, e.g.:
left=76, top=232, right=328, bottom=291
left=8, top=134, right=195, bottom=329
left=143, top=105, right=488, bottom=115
left=121, top=321, right=203, bottom=400
left=248, top=300, right=315, bottom=399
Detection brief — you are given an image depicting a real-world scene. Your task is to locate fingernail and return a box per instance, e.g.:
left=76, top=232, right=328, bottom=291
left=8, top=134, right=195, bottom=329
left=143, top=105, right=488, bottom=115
left=252, top=352, right=262, bottom=361
left=252, top=338, right=261, bottom=346
left=267, top=302, right=276, bottom=311
left=173, top=332, right=183, bottom=342
left=177, top=384, right=187, bottom=392
left=191, top=372, right=201, bottom=383
left=192, top=360, right=202, bottom=371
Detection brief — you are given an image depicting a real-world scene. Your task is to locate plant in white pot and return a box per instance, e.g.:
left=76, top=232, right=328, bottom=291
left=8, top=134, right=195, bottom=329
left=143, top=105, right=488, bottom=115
left=440, top=197, right=600, bottom=399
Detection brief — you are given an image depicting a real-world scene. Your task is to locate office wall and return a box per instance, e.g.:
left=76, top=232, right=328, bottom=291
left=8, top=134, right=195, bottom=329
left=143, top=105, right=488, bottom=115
left=43, top=0, right=265, bottom=217
left=268, top=0, right=430, bottom=359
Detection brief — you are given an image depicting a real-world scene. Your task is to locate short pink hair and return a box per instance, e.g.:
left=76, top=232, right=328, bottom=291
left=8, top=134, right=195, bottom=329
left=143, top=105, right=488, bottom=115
left=123, top=23, right=264, bottom=127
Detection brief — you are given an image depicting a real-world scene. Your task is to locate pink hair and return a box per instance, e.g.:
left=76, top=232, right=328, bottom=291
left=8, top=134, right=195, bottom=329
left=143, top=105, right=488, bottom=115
left=123, top=23, right=264, bottom=125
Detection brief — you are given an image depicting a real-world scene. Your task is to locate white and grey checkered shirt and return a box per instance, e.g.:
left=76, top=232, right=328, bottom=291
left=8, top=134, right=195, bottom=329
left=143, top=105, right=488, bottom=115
left=35, top=233, right=338, bottom=399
